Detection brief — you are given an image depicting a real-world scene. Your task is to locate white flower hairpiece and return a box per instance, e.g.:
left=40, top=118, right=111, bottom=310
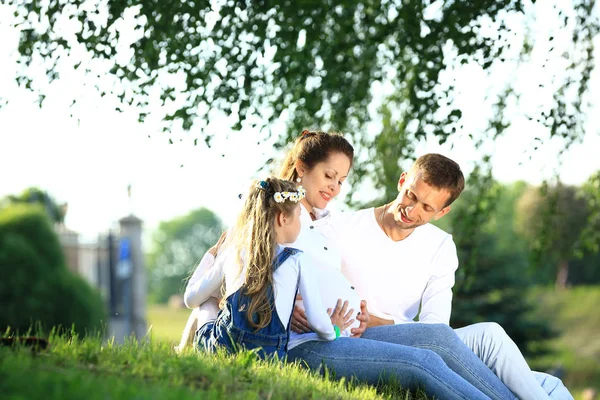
left=255, top=181, right=306, bottom=203
left=274, top=185, right=306, bottom=203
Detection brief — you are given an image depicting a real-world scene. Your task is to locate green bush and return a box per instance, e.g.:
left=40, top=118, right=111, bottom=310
left=0, top=204, right=106, bottom=336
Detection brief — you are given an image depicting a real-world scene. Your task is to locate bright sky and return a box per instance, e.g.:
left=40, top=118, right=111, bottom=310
left=0, top=1, right=599, bottom=241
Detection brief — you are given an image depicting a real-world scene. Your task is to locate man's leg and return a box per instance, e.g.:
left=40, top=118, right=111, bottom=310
left=533, top=372, right=574, bottom=400
left=454, top=322, right=570, bottom=400
left=361, top=323, right=516, bottom=400
left=287, top=337, right=495, bottom=400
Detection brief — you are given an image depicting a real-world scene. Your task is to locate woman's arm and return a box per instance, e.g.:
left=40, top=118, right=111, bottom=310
left=183, top=252, right=222, bottom=308
left=183, top=232, right=228, bottom=308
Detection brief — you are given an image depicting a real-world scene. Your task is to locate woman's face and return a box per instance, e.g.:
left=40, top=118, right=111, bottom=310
left=297, top=152, right=352, bottom=210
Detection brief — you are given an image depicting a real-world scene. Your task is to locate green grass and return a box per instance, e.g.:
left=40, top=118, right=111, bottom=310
left=0, top=330, right=427, bottom=400
left=528, top=285, right=600, bottom=393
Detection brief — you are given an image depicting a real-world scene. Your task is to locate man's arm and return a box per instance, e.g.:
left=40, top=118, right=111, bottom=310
left=417, top=236, right=458, bottom=325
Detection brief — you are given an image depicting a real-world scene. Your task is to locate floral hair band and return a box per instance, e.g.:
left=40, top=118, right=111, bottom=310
left=255, top=181, right=306, bottom=203
left=273, top=186, right=306, bottom=203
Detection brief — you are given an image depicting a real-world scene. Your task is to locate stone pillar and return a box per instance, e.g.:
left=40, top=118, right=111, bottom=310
left=118, top=214, right=147, bottom=341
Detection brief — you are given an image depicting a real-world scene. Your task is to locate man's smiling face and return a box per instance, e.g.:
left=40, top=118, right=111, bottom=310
left=391, top=170, right=452, bottom=230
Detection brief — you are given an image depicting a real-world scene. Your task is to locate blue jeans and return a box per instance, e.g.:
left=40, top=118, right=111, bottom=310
left=287, top=325, right=516, bottom=400
left=360, top=324, right=516, bottom=400
left=287, top=338, right=491, bottom=400
left=287, top=323, right=516, bottom=400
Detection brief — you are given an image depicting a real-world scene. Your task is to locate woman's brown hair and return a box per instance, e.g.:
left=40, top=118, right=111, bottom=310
left=278, top=130, right=354, bottom=181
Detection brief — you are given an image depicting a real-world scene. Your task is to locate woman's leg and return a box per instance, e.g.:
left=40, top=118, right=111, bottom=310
left=456, top=323, right=572, bottom=400
left=175, top=298, right=219, bottom=353
left=360, top=323, right=516, bottom=400
left=287, top=337, right=495, bottom=400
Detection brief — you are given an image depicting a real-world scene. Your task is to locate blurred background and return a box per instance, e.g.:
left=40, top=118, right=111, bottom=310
left=0, top=0, right=598, bottom=397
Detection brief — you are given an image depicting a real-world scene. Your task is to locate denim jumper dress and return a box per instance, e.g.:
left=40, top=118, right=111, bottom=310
left=195, top=247, right=301, bottom=360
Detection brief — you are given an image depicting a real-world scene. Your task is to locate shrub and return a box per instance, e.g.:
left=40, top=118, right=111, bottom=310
left=0, top=204, right=106, bottom=336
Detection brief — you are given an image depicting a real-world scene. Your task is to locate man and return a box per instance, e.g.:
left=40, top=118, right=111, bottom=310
left=296, top=153, right=571, bottom=400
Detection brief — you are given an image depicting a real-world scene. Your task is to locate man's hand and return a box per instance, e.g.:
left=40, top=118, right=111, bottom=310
left=208, top=231, right=228, bottom=257
left=350, top=300, right=370, bottom=338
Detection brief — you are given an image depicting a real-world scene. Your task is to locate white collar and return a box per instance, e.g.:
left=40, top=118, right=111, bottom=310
left=299, top=203, right=330, bottom=225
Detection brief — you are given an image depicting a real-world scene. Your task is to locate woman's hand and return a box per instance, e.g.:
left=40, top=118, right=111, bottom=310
left=327, top=299, right=355, bottom=333
left=291, top=294, right=313, bottom=333
left=208, top=231, right=228, bottom=257
left=350, top=300, right=370, bottom=338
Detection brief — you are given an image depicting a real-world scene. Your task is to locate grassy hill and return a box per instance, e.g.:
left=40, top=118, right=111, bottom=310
left=1, top=332, right=425, bottom=400
left=4, top=286, right=597, bottom=400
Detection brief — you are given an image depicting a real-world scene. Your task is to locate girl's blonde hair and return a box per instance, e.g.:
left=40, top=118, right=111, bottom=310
left=230, top=177, right=301, bottom=330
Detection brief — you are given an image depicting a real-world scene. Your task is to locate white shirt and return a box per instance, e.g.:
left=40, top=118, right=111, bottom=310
left=184, top=245, right=337, bottom=341
left=329, top=208, right=458, bottom=325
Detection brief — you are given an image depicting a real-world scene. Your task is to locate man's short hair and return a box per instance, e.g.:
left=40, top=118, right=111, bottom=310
left=409, top=154, right=465, bottom=207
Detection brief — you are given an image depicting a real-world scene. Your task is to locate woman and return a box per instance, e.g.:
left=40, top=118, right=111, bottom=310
left=182, top=130, right=516, bottom=400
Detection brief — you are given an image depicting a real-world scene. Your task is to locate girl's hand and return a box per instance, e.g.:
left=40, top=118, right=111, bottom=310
left=327, top=299, right=355, bottom=333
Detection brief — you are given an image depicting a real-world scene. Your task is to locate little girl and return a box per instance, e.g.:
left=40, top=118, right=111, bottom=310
left=190, top=178, right=353, bottom=359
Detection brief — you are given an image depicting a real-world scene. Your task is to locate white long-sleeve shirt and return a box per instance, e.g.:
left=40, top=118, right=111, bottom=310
left=184, top=245, right=337, bottom=341
left=328, top=208, right=458, bottom=325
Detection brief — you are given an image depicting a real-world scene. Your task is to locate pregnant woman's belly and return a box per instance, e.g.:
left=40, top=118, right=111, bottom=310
left=315, top=267, right=361, bottom=334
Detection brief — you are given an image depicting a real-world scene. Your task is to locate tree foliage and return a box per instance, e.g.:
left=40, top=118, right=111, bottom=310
left=9, top=0, right=521, bottom=135
left=0, top=204, right=106, bottom=335
left=3, top=2, right=592, bottom=139
left=2, top=187, right=67, bottom=224
left=146, top=207, right=223, bottom=303
left=515, top=183, right=590, bottom=288
left=578, top=171, right=600, bottom=254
